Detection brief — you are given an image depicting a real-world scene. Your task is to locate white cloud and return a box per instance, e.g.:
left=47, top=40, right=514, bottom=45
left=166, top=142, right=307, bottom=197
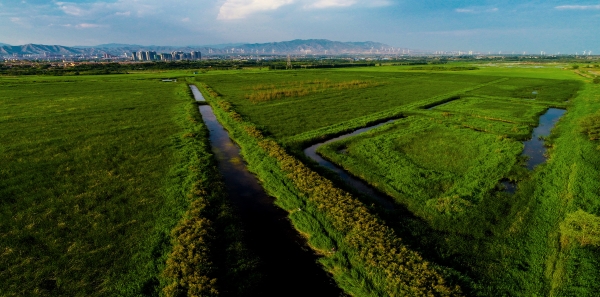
left=308, top=0, right=356, bottom=9
left=455, top=7, right=498, bottom=13
left=455, top=8, right=474, bottom=13
left=75, top=23, right=103, bottom=29
left=115, top=11, right=131, bottom=16
left=555, top=5, right=600, bottom=10
left=217, top=0, right=390, bottom=19
left=56, top=2, right=85, bottom=16
left=218, top=0, right=294, bottom=20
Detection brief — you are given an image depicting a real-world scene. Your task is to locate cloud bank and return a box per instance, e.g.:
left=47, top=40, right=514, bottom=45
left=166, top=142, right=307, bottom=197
left=555, top=5, right=600, bottom=10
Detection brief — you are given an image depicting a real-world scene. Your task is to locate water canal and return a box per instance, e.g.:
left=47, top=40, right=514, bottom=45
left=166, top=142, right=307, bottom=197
left=190, top=85, right=343, bottom=296
left=304, top=108, right=566, bottom=201
left=303, top=121, right=397, bottom=210
left=522, top=108, right=567, bottom=170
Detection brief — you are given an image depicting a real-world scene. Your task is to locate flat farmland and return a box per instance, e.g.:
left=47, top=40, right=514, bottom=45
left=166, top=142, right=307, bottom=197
left=463, top=77, right=581, bottom=102
left=197, top=66, right=600, bottom=296
left=433, top=96, right=549, bottom=125
left=199, top=71, right=499, bottom=138
left=2, top=64, right=598, bottom=297
left=1, top=76, right=197, bottom=296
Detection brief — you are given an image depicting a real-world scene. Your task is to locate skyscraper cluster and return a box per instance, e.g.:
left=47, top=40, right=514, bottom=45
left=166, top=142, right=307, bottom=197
left=130, top=51, right=201, bottom=61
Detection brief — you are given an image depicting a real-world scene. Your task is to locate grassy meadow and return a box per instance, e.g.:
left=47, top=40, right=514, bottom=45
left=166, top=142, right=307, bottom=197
left=196, top=64, right=600, bottom=296
left=198, top=71, right=499, bottom=139
left=2, top=62, right=599, bottom=297
left=0, top=75, right=258, bottom=296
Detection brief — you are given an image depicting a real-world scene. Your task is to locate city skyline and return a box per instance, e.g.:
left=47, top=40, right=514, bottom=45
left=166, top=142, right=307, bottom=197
left=0, top=0, right=599, bottom=54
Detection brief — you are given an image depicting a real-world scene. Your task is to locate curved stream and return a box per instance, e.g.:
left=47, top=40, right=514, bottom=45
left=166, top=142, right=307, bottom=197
left=190, top=86, right=343, bottom=296
left=303, top=121, right=397, bottom=210
left=304, top=108, right=566, bottom=201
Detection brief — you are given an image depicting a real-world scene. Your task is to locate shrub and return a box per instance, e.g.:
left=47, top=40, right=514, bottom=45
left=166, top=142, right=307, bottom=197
left=580, top=112, right=600, bottom=140
left=560, top=210, right=600, bottom=247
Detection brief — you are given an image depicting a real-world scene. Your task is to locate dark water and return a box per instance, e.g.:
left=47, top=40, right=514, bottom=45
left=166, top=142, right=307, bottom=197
left=197, top=105, right=343, bottom=296
left=303, top=121, right=396, bottom=210
left=502, top=108, right=566, bottom=192
left=501, top=180, right=517, bottom=194
left=426, top=97, right=460, bottom=110
left=522, top=108, right=567, bottom=170
left=189, top=85, right=205, bottom=102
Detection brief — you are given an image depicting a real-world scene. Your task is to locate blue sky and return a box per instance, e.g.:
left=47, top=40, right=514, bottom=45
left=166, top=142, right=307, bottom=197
left=0, top=0, right=598, bottom=53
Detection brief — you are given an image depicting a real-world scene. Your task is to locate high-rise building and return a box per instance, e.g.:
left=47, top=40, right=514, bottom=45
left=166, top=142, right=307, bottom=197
left=160, top=53, right=172, bottom=61
left=148, top=51, right=158, bottom=61
left=191, top=51, right=201, bottom=60
left=131, top=52, right=138, bottom=61
left=138, top=51, right=148, bottom=61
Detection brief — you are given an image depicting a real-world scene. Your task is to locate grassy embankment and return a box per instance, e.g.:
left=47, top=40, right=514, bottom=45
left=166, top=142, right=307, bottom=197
left=0, top=76, right=258, bottom=296
left=196, top=81, right=465, bottom=296
left=533, top=78, right=600, bottom=296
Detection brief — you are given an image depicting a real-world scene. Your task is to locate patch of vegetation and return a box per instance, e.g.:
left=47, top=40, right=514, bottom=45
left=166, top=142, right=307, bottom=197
left=433, top=96, right=548, bottom=125
left=317, top=117, right=523, bottom=219
left=243, top=79, right=383, bottom=103
left=409, top=66, right=479, bottom=71
left=198, top=71, right=499, bottom=139
left=580, top=111, right=600, bottom=140
left=465, top=77, right=581, bottom=102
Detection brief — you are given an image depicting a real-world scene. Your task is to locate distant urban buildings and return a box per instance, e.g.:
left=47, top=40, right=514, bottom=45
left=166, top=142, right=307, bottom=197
left=129, top=50, right=201, bottom=61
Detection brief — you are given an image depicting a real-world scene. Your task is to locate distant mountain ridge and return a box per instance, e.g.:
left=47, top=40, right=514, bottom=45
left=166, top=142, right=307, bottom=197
left=1, top=39, right=396, bottom=57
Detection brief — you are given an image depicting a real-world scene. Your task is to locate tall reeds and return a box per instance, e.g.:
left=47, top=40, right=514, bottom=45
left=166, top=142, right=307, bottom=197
left=244, top=79, right=382, bottom=103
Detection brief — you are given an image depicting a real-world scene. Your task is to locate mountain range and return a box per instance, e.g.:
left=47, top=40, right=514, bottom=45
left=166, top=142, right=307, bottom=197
left=1, top=39, right=398, bottom=57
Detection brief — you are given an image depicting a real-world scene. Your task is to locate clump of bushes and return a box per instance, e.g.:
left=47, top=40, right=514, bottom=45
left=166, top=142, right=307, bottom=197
left=580, top=112, right=600, bottom=140
left=560, top=209, right=600, bottom=247
left=244, top=79, right=382, bottom=103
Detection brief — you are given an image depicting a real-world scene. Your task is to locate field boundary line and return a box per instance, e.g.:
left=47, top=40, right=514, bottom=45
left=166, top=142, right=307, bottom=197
left=407, top=78, right=509, bottom=110
left=285, top=78, right=509, bottom=147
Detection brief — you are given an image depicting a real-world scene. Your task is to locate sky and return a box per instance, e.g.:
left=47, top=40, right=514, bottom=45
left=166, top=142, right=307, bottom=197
left=0, top=0, right=599, bottom=53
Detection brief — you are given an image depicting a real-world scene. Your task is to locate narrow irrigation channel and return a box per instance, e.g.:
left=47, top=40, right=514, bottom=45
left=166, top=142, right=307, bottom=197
left=303, top=121, right=397, bottom=210
left=190, top=86, right=344, bottom=296
left=522, top=108, right=567, bottom=169
left=503, top=108, right=566, bottom=192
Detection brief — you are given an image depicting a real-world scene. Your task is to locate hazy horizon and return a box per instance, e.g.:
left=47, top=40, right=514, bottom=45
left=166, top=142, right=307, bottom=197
left=1, top=0, right=599, bottom=54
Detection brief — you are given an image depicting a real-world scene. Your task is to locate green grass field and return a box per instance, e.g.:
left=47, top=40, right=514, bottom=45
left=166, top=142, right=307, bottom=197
left=0, top=75, right=258, bottom=296
left=0, top=76, right=186, bottom=295
left=433, top=96, right=549, bottom=124
left=317, top=117, right=523, bottom=214
left=197, top=65, right=600, bottom=296
left=198, top=71, right=499, bottom=139
left=2, top=63, right=599, bottom=297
